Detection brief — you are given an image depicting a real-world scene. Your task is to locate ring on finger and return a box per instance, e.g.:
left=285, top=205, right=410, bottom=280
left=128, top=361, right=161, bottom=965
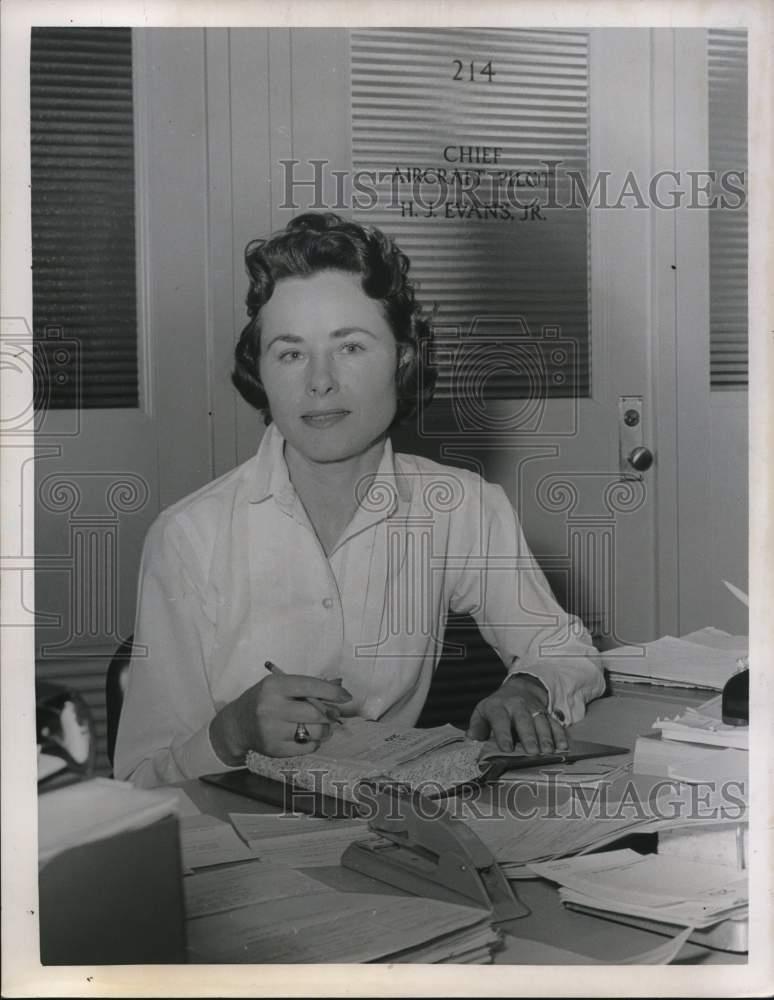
left=530, top=709, right=544, bottom=719
left=294, top=722, right=311, bottom=744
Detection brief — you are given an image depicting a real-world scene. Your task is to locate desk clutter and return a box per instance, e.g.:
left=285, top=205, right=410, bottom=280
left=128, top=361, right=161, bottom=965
left=600, top=626, right=748, bottom=691
left=187, top=679, right=749, bottom=962
left=185, top=862, right=502, bottom=964
left=242, top=715, right=628, bottom=802
left=529, top=849, right=748, bottom=952
left=38, top=664, right=750, bottom=965
left=179, top=804, right=509, bottom=962
left=633, top=692, right=748, bottom=787
left=178, top=802, right=708, bottom=963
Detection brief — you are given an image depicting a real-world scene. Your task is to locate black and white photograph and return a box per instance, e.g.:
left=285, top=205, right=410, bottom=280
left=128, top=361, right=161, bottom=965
left=1, top=0, right=772, bottom=995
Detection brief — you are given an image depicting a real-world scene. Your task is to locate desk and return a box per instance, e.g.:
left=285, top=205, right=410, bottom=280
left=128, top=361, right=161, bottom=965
left=179, top=684, right=747, bottom=966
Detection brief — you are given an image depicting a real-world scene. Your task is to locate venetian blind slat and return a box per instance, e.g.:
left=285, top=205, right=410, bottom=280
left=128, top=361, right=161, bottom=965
left=31, top=26, right=139, bottom=410
left=351, top=27, right=590, bottom=401
left=708, top=28, right=748, bottom=390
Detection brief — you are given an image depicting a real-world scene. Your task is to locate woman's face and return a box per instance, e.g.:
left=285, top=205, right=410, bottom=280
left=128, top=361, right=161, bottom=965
left=258, top=270, right=402, bottom=465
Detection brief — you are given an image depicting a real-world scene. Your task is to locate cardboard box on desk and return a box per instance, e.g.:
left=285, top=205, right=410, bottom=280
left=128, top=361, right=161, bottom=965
left=38, top=779, right=187, bottom=965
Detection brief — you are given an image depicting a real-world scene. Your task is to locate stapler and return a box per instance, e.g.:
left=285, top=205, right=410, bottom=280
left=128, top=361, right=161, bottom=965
left=341, top=791, right=529, bottom=923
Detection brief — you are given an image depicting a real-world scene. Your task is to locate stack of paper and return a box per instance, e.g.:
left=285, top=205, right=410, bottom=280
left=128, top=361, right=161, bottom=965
left=460, top=809, right=657, bottom=878
left=496, top=927, right=694, bottom=965
left=528, top=849, right=747, bottom=930
left=652, top=694, right=749, bottom=750
left=229, top=812, right=369, bottom=868
left=456, top=774, right=749, bottom=878
left=184, top=861, right=501, bottom=963
left=179, top=815, right=256, bottom=871
left=494, top=755, right=632, bottom=789
left=658, top=822, right=748, bottom=871
left=633, top=732, right=748, bottom=783
left=178, top=811, right=371, bottom=873
left=601, top=629, right=747, bottom=690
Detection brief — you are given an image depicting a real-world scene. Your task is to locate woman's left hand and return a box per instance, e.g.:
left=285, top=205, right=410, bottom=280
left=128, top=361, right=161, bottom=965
left=467, top=673, right=568, bottom=754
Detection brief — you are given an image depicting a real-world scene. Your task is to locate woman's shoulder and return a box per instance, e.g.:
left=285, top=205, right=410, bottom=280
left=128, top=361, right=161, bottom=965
left=144, top=456, right=256, bottom=557
left=393, top=450, right=507, bottom=512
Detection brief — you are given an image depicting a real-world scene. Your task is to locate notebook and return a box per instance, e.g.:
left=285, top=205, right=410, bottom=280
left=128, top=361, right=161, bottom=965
left=201, top=720, right=628, bottom=812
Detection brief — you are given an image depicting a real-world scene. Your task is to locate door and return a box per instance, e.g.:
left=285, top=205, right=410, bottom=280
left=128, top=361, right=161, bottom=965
left=220, top=28, right=669, bottom=649
left=32, top=30, right=219, bottom=770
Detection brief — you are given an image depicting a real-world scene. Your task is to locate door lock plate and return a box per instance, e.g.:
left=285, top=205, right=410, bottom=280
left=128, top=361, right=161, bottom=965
left=618, top=396, right=650, bottom=481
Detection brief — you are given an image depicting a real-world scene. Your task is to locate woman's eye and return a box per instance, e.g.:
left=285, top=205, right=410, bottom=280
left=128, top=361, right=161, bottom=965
left=279, top=349, right=303, bottom=362
left=340, top=342, right=364, bottom=354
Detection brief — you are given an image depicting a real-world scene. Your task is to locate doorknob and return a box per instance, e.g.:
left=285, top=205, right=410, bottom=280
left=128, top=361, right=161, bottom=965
left=618, top=396, right=653, bottom=480
left=627, top=446, right=654, bottom=472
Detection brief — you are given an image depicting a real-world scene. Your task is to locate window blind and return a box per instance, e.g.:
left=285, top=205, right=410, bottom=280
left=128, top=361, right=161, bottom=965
left=31, top=27, right=139, bottom=409
left=351, top=28, right=590, bottom=400
left=708, top=29, right=748, bottom=390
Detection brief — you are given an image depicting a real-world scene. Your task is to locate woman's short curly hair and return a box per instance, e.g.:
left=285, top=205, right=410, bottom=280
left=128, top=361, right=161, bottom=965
left=232, top=212, right=437, bottom=426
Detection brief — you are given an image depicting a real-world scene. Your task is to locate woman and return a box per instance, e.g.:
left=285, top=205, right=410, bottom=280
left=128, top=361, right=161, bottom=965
left=114, top=212, right=604, bottom=788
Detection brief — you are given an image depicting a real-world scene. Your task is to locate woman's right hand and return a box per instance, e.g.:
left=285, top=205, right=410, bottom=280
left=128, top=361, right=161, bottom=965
left=209, top=673, right=352, bottom=764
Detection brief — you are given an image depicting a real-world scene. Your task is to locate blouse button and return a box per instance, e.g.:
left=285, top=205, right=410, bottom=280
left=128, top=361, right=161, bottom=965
left=322, top=597, right=334, bottom=609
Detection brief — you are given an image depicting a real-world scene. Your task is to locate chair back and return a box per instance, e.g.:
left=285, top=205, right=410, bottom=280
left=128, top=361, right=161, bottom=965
left=416, top=614, right=506, bottom=728
left=106, top=636, right=133, bottom=768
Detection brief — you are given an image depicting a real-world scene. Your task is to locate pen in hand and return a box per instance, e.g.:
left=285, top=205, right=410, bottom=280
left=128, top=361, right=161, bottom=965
left=264, top=660, right=345, bottom=726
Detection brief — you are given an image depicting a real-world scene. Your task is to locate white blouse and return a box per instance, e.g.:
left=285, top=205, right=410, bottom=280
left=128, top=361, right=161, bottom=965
left=114, top=425, right=605, bottom=787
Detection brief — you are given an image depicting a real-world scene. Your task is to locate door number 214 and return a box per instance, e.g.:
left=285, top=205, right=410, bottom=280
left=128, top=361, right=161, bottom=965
left=452, top=60, right=496, bottom=82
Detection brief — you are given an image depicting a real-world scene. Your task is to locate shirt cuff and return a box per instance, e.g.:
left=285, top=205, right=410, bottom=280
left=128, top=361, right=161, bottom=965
left=505, top=655, right=605, bottom=726
left=504, top=670, right=563, bottom=721
left=169, top=723, right=247, bottom=781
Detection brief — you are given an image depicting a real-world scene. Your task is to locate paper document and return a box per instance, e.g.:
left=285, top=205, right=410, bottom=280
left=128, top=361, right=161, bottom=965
left=179, top=814, right=255, bottom=870
left=653, top=694, right=749, bottom=750
left=658, top=823, right=748, bottom=871
left=228, top=812, right=346, bottom=842
left=668, top=748, right=748, bottom=785
left=248, top=824, right=369, bottom=868
left=497, top=926, right=693, bottom=965
left=721, top=581, right=749, bottom=608
left=468, top=784, right=748, bottom=878
left=530, top=849, right=741, bottom=907
left=184, top=860, right=333, bottom=919
left=490, top=753, right=632, bottom=788
left=680, top=626, right=749, bottom=651
left=462, top=809, right=653, bottom=876
left=302, top=717, right=464, bottom=769
left=245, top=719, right=482, bottom=799
left=186, top=890, right=497, bottom=964
left=633, top=734, right=734, bottom=778
left=602, top=635, right=745, bottom=690
left=529, top=849, right=747, bottom=928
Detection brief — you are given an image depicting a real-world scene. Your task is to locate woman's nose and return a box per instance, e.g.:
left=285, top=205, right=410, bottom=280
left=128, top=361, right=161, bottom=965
left=306, top=356, right=338, bottom=397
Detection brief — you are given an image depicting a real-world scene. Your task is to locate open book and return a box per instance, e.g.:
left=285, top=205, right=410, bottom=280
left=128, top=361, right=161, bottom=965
left=242, top=718, right=627, bottom=802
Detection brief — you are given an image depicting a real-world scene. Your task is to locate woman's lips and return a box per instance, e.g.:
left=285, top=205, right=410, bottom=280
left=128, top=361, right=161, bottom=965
left=300, top=410, right=351, bottom=429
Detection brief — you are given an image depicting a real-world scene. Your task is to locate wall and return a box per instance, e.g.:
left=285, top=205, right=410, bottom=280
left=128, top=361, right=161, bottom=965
left=709, top=395, right=749, bottom=633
